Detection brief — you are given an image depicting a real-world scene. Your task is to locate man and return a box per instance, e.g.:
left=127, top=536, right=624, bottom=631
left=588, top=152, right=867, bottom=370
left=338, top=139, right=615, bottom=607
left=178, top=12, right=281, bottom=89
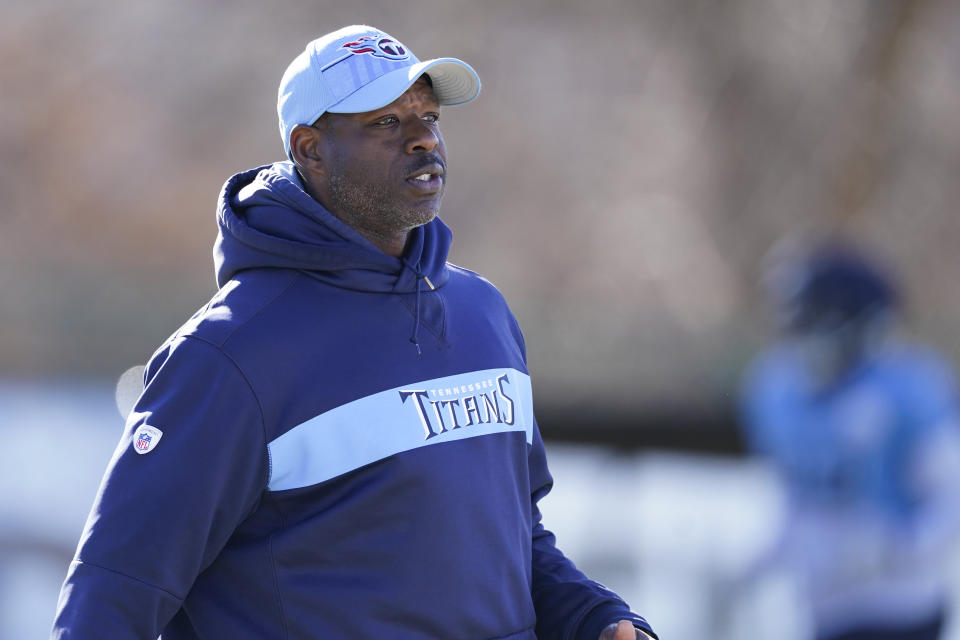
left=52, top=25, right=656, bottom=640
left=740, top=241, right=960, bottom=640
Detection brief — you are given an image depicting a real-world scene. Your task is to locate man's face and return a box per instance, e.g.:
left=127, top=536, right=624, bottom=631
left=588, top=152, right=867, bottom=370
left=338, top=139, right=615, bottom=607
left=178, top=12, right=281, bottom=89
left=316, top=77, right=446, bottom=242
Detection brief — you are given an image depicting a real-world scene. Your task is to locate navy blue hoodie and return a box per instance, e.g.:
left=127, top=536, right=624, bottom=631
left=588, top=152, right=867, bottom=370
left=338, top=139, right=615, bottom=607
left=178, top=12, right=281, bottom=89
left=52, top=162, right=654, bottom=640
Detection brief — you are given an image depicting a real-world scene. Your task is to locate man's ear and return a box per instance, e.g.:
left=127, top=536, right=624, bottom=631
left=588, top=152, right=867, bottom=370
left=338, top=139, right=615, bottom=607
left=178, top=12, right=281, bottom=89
left=289, top=124, right=325, bottom=176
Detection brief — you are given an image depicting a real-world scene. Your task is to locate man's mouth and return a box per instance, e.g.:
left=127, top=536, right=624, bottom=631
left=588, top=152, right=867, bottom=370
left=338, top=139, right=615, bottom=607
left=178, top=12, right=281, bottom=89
left=405, top=163, right=445, bottom=193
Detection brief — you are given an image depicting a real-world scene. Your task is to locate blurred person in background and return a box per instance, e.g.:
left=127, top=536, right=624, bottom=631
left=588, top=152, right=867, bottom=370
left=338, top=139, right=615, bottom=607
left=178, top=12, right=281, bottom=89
left=739, top=239, right=960, bottom=640
left=50, top=25, right=654, bottom=640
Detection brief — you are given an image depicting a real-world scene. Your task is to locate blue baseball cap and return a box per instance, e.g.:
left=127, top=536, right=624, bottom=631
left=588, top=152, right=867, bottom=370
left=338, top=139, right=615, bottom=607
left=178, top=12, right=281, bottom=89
left=278, top=25, right=481, bottom=157
left=767, top=242, right=898, bottom=332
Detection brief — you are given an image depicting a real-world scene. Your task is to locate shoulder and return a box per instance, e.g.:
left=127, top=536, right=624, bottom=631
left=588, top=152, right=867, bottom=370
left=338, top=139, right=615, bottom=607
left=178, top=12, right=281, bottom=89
left=142, top=269, right=305, bottom=403
left=444, top=262, right=528, bottom=353
left=446, top=262, right=517, bottom=312
left=873, top=340, right=958, bottom=406
left=444, top=263, right=518, bottom=315
left=446, top=263, right=507, bottom=294
left=173, top=269, right=302, bottom=349
left=144, top=269, right=303, bottom=380
left=886, top=341, right=955, bottom=379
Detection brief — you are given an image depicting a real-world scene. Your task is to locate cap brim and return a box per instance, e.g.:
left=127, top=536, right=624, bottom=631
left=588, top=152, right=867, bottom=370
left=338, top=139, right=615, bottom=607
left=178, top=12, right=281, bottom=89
left=327, top=57, right=480, bottom=114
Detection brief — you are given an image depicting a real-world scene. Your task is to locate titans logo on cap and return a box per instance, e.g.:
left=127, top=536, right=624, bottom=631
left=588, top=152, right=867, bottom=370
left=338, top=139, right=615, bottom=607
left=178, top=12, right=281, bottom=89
left=341, top=35, right=410, bottom=61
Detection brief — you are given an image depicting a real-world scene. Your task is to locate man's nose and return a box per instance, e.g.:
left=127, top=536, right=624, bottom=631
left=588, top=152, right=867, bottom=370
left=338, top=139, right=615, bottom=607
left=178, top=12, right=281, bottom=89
left=405, top=118, right=441, bottom=154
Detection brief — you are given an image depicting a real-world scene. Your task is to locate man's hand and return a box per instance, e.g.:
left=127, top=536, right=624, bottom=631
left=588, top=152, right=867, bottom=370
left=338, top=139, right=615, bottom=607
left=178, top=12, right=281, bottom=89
left=599, top=619, right=654, bottom=640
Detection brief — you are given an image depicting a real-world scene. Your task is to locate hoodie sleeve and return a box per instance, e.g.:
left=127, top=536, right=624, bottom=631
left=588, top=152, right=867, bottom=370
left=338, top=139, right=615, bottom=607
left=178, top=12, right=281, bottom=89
left=51, top=335, right=268, bottom=639
left=528, top=424, right=657, bottom=640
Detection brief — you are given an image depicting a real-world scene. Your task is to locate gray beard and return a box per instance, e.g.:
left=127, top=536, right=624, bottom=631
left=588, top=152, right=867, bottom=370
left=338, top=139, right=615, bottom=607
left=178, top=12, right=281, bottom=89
left=326, top=172, right=439, bottom=239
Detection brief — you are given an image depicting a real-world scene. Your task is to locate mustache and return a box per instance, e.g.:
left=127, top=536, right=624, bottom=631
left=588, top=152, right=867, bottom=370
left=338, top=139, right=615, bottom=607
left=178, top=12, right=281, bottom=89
left=405, top=154, right=446, bottom=176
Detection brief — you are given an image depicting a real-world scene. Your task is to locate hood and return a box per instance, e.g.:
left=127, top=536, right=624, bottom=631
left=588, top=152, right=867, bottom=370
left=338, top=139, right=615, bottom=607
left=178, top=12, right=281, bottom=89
left=213, top=162, right=452, bottom=293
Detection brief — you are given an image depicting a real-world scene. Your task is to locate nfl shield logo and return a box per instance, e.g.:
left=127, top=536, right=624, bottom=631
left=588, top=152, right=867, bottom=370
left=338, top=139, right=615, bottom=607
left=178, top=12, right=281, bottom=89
left=133, top=425, right=163, bottom=455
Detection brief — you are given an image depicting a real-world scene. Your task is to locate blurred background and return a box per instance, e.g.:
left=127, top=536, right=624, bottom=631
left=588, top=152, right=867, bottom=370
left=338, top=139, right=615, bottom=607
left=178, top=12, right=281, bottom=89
left=4, top=0, right=960, bottom=638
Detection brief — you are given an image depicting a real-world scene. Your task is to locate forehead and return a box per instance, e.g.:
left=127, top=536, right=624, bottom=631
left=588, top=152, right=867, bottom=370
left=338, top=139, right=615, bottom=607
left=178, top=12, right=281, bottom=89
left=379, top=75, right=438, bottom=109
left=327, top=76, right=436, bottom=120
left=315, top=77, right=438, bottom=134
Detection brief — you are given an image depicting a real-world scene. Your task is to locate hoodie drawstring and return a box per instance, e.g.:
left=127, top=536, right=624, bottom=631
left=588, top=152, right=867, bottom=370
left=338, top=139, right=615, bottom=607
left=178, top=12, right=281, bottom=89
left=403, top=259, right=434, bottom=356
left=411, top=274, right=423, bottom=355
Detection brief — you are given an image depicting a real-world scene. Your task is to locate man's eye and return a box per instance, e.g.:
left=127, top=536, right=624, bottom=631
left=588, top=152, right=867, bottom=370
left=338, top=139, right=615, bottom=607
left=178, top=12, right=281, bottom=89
left=373, top=116, right=399, bottom=126
left=422, top=113, right=440, bottom=124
